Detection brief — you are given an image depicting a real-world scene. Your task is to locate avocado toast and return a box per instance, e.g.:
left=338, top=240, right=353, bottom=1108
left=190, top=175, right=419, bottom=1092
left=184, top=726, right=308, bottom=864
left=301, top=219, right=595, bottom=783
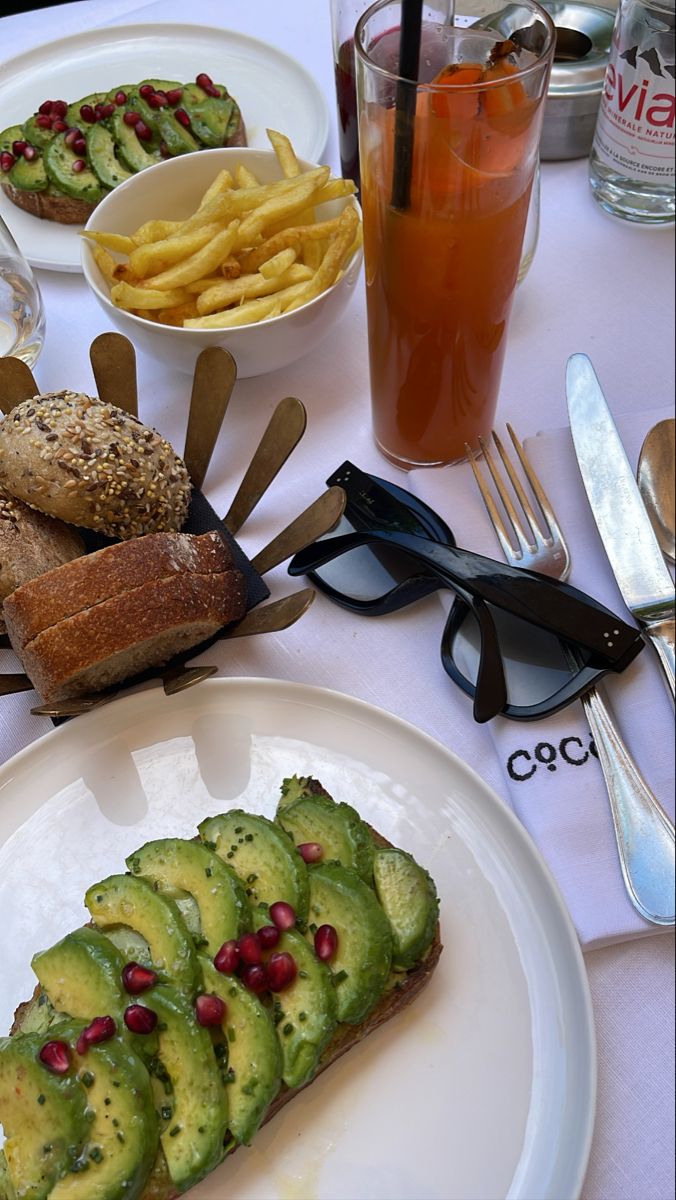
left=0, top=75, right=246, bottom=225
left=0, top=775, right=441, bottom=1199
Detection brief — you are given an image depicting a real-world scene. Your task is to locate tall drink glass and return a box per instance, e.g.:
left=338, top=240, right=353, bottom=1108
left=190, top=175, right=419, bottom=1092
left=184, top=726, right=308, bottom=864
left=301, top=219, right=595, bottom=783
left=355, top=0, right=555, bottom=468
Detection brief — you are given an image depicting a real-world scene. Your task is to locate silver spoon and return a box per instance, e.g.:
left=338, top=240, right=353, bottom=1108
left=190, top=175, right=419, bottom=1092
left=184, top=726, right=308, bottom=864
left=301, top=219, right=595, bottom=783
left=638, top=418, right=675, bottom=566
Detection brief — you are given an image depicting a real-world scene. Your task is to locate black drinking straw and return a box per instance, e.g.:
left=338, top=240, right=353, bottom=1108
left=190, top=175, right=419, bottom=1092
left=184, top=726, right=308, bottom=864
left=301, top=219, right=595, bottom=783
left=391, top=0, right=423, bottom=210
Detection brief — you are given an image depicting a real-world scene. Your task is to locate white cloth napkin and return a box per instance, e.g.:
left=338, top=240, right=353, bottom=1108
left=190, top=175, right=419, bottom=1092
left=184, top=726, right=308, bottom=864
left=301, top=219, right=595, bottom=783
left=409, top=405, right=675, bottom=948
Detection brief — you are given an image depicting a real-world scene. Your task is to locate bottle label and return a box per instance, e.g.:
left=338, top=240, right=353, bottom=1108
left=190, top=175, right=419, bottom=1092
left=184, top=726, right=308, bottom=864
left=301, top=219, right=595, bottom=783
left=593, top=8, right=675, bottom=184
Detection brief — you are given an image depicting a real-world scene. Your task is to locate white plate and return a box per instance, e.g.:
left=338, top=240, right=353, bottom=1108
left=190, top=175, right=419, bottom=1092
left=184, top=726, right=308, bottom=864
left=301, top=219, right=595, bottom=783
left=0, top=678, right=595, bottom=1200
left=0, top=23, right=330, bottom=273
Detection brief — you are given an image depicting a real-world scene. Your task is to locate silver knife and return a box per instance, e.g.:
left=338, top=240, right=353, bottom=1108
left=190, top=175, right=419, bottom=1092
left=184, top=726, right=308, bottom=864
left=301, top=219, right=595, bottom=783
left=566, top=353, right=675, bottom=703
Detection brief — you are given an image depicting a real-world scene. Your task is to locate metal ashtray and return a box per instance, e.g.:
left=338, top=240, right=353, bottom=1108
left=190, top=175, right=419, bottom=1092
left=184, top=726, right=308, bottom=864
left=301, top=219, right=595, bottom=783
left=539, top=1, right=616, bottom=160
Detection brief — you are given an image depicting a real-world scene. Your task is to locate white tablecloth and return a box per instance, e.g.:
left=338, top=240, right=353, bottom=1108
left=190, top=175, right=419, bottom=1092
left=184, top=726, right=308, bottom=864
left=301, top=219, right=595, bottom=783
left=0, top=2, right=674, bottom=1197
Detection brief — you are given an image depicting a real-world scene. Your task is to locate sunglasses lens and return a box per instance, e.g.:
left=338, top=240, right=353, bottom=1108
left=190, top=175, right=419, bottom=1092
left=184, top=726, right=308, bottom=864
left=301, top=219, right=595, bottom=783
left=305, top=513, right=442, bottom=605
left=444, top=602, right=597, bottom=716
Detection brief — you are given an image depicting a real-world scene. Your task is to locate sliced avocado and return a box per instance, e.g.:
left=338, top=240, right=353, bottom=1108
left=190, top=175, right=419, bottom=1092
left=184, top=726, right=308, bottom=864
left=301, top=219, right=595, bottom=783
left=199, top=810, right=309, bottom=921
left=179, top=85, right=237, bottom=149
left=0, top=1032, right=91, bottom=1199
left=47, top=1021, right=158, bottom=1200
left=86, top=123, right=133, bottom=190
left=0, top=1149, right=15, bottom=1200
left=307, top=863, right=392, bottom=1024
left=44, top=133, right=106, bottom=204
left=277, top=791, right=374, bottom=883
left=254, top=918, right=337, bottom=1089
left=140, top=985, right=228, bottom=1192
left=0, top=125, right=24, bottom=154
left=126, top=838, right=251, bottom=957
left=154, top=111, right=200, bottom=156
left=8, top=154, right=48, bottom=193
left=373, top=847, right=439, bottom=969
left=200, top=958, right=282, bottom=1145
left=21, top=115, right=56, bottom=152
left=109, top=109, right=159, bottom=174
left=85, top=875, right=201, bottom=997
left=32, top=928, right=127, bottom=1023
left=65, top=93, right=108, bottom=130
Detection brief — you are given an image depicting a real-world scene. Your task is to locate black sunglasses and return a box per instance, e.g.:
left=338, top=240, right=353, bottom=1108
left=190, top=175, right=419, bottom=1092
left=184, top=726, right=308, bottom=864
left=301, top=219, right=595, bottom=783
left=288, top=462, right=645, bottom=723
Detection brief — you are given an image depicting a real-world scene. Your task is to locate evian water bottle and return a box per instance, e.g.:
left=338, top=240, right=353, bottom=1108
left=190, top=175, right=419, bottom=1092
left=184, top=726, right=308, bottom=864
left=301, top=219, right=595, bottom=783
left=589, top=0, right=675, bottom=223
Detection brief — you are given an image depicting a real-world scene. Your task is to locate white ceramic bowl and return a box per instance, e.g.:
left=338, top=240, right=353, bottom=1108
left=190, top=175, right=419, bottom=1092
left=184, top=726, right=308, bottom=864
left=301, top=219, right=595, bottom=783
left=81, top=147, right=362, bottom=377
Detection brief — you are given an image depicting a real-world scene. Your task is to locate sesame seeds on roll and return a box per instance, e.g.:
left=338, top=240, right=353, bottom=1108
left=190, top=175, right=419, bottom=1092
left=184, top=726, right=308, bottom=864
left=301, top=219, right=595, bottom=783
left=0, top=391, right=191, bottom=540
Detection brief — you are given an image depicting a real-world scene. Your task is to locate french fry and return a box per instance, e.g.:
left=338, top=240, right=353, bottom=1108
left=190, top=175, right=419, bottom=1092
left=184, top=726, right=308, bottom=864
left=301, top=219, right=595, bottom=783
left=143, top=221, right=240, bottom=290
left=195, top=263, right=313, bottom=316
left=82, top=230, right=136, bottom=255
left=267, top=128, right=301, bottom=178
left=131, top=219, right=183, bottom=245
left=220, top=255, right=242, bottom=279
left=92, top=244, right=117, bottom=282
left=184, top=294, right=284, bottom=329
left=238, top=215, right=343, bottom=274
left=157, top=301, right=200, bottom=326
left=258, top=247, right=298, bottom=278
left=197, top=168, right=234, bottom=209
left=128, top=222, right=224, bottom=280
left=111, top=281, right=190, bottom=310
left=235, top=168, right=331, bottom=245
left=235, top=163, right=259, bottom=189
left=282, top=207, right=359, bottom=312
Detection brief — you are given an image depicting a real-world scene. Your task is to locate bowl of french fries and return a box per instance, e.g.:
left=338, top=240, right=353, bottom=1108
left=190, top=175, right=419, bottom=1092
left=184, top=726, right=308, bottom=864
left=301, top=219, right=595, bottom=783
left=80, top=131, right=363, bottom=377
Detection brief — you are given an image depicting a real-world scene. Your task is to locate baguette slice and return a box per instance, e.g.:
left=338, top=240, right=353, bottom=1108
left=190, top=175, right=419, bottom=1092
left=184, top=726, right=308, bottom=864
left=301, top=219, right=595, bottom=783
left=0, top=489, right=85, bottom=633
left=9, top=826, right=441, bottom=1200
left=3, top=530, right=234, bottom=652
left=15, top=567, right=246, bottom=701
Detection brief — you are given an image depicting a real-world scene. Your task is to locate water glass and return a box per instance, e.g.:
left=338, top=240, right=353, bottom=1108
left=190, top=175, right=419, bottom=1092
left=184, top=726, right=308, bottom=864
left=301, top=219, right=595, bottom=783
left=0, top=214, right=45, bottom=368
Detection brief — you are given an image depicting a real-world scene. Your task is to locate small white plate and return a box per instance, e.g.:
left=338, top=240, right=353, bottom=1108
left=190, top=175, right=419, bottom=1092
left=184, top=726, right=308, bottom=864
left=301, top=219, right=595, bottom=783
left=0, top=23, right=329, bottom=273
left=0, top=678, right=596, bottom=1200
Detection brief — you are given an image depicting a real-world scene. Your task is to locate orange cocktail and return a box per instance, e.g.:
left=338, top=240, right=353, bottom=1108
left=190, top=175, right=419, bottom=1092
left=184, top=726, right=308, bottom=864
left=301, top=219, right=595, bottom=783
left=355, top=3, right=555, bottom=468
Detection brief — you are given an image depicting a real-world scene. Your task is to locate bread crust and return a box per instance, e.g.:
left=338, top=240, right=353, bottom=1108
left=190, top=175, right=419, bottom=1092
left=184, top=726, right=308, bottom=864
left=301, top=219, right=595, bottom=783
left=0, top=391, right=191, bottom=539
left=15, top=567, right=247, bottom=701
left=0, top=489, right=85, bottom=632
left=3, top=530, right=233, bottom=652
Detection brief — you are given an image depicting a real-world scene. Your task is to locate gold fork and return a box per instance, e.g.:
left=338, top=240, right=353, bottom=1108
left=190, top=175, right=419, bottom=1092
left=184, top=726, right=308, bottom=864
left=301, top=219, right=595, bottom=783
left=467, top=426, right=675, bottom=928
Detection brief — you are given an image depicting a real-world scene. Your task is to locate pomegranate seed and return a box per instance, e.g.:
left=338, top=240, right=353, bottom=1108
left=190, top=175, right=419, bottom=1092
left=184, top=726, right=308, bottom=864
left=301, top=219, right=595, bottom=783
left=101, top=103, right=116, bottom=118
left=195, top=993, right=227, bottom=1027
left=64, top=128, right=80, bottom=146
left=52, top=100, right=68, bottom=118
left=135, top=121, right=153, bottom=142
left=75, top=1015, right=117, bottom=1056
left=39, top=1040, right=71, bottom=1074
left=11, top=141, right=26, bottom=157
left=214, top=940, right=240, bottom=974
left=123, top=1004, right=158, bottom=1035
left=1, top=152, right=16, bottom=172
left=166, top=88, right=183, bottom=105
left=79, top=104, right=96, bottom=123
left=139, top=84, right=155, bottom=99
left=52, top=119, right=68, bottom=133
left=23, top=144, right=37, bottom=161
left=36, top=114, right=53, bottom=129
left=122, top=962, right=158, bottom=994
left=237, top=932, right=263, bottom=966
left=114, top=90, right=127, bottom=106
left=174, top=108, right=191, bottom=128
left=196, top=72, right=214, bottom=89
left=148, top=93, right=167, bottom=109
left=38, top=100, right=53, bottom=115
left=159, top=141, right=171, bottom=158
left=314, top=924, right=339, bottom=962
left=205, top=84, right=221, bottom=98
left=123, top=110, right=141, bottom=126
left=269, top=901, right=296, bottom=931
left=94, top=104, right=106, bottom=120
left=257, top=924, right=280, bottom=950
left=240, top=964, right=268, bottom=994
left=72, top=159, right=87, bottom=173
left=298, top=842, right=323, bottom=864
left=73, top=137, right=87, bottom=155
left=266, top=951, right=297, bottom=992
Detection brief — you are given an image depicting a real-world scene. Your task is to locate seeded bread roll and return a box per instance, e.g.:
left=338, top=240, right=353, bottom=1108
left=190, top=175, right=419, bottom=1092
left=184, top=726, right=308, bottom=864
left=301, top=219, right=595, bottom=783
left=3, top=530, right=233, bottom=653
left=0, top=487, right=85, bottom=633
left=13, top=567, right=247, bottom=702
left=0, top=390, right=191, bottom=539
